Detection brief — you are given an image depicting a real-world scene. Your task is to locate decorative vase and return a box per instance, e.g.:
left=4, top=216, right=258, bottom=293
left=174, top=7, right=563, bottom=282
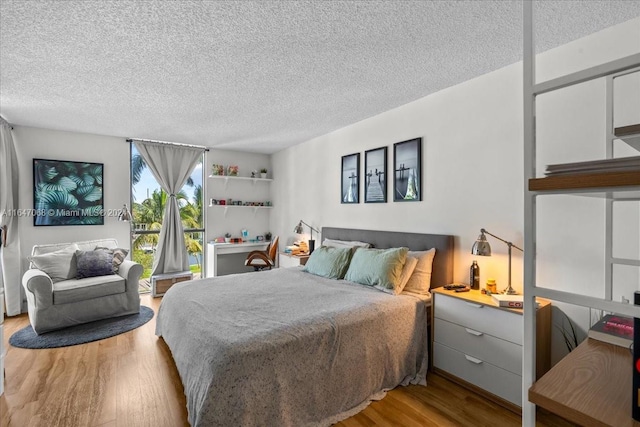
left=260, top=173, right=267, bottom=179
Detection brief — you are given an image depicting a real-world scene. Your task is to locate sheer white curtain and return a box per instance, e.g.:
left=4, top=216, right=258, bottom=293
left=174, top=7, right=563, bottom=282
left=133, top=141, right=203, bottom=276
left=0, top=117, right=23, bottom=315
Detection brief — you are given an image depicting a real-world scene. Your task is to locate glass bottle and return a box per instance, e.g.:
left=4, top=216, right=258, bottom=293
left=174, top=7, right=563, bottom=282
left=470, top=260, right=480, bottom=290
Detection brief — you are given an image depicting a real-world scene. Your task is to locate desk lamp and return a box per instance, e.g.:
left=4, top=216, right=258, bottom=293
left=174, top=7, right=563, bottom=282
left=471, top=228, right=523, bottom=295
left=118, top=204, right=132, bottom=222
left=294, top=220, right=319, bottom=254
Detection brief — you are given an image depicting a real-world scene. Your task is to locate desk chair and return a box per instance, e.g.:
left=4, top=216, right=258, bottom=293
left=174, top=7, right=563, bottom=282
left=245, top=236, right=279, bottom=271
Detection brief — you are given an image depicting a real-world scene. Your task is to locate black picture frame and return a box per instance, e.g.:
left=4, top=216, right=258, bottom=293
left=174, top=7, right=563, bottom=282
left=33, top=158, right=105, bottom=226
left=364, top=147, right=387, bottom=203
left=393, top=138, right=422, bottom=202
left=341, top=153, right=360, bottom=204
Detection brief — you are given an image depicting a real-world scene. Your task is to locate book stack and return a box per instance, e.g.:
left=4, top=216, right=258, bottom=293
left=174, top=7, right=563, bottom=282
left=588, top=314, right=633, bottom=348
left=491, top=294, right=524, bottom=308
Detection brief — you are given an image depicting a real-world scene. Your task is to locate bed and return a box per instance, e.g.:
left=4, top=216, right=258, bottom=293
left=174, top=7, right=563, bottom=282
left=156, top=227, right=453, bottom=426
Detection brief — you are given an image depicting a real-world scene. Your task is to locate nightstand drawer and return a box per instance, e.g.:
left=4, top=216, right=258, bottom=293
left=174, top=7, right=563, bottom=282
left=434, top=342, right=521, bottom=406
left=434, top=318, right=522, bottom=375
left=434, top=292, right=522, bottom=345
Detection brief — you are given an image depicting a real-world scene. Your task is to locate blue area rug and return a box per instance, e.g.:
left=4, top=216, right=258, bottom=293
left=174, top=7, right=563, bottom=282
left=9, top=306, right=154, bottom=349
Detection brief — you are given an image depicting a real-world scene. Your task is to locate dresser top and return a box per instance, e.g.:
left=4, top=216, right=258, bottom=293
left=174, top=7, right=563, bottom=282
left=432, top=288, right=551, bottom=313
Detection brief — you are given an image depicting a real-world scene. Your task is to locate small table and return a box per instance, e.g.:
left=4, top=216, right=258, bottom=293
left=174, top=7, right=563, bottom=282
left=278, top=253, right=310, bottom=268
left=529, top=338, right=638, bottom=426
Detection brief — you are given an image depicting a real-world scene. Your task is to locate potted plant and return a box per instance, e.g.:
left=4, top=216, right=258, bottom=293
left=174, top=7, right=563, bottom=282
left=260, top=168, right=268, bottom=179
left=224, top=232, right=231, bottom=243
left=264, top=231, right=272, bottom=241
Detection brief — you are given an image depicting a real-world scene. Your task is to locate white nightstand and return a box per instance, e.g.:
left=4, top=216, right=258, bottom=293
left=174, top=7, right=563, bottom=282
left=278, top=253, right=310, bottom=268
left=431, top=288, right=551, bottom=412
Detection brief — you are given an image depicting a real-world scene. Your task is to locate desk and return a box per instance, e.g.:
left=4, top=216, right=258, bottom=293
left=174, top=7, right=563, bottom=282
left=529, top=338, right=639, bottom=426
left=206, top=242, right=269, bottom=277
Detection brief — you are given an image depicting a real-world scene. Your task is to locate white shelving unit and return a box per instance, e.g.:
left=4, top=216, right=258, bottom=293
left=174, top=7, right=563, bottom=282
left=208, top=174, right=274, bottom=216
left=208, top=174, right=273, bottom=188
left=522, top=3, right=640, bottom=425
left=208, top=204, right=273, bottom=217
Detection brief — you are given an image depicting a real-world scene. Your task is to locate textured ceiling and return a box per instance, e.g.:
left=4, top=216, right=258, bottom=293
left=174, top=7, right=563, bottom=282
left=1, top=1, right=639, bottom=154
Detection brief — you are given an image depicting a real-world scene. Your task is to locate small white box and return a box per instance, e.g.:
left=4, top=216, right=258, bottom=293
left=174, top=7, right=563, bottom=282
left=151, top=271, right=193, bottom=297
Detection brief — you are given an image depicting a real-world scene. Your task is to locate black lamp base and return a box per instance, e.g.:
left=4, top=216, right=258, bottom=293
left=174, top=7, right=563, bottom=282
left=309, top=239, right=315, bottom=254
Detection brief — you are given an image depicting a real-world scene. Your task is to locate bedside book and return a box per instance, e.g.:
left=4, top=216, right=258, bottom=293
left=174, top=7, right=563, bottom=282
left=491, top=294, right=524, bottom=308
left=588, top=314, right=633, bottom=348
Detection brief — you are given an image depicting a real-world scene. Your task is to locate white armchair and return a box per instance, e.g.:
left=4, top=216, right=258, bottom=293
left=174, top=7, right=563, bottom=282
left=22, top=239, right=143, bottom=334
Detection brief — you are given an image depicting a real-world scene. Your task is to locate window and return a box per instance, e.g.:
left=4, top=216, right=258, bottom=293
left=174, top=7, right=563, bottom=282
left=130, top=145, right=204, bottom=287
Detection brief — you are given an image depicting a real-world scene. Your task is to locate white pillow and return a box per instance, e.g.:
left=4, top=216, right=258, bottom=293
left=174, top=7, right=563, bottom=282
left=28, top=243, right=80, bottom=283
left=402, top=248, right=436, bottom=294
left=322, top=238, right=371, bottom=249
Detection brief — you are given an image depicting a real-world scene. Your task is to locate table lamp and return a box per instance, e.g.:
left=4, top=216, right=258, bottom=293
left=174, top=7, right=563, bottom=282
left=471, top=228, right=523, bottom=295
left=118, top=204, right=132, bottom=222
left=294, top=220, right=319, bottom=254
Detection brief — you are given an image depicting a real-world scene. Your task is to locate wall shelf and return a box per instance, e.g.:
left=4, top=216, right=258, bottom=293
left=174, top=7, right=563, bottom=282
left=208, top=204, right=273, bottom=217
left=528, top=170, right=640, bottom=193
left=209, top=175, right=273, bottom=183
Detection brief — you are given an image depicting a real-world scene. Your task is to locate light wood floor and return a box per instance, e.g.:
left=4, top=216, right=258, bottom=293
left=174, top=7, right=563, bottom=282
left=1, top=295, right=576, bottom=427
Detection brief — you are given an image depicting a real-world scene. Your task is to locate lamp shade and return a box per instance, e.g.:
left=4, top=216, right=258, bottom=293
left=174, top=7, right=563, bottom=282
left=294, top=221, right=304, bottom=234
left=471, top=231, right=491, bottom=256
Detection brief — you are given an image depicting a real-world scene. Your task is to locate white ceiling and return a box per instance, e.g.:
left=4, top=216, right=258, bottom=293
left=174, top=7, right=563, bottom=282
left=1, top=1, right=639, bottom=154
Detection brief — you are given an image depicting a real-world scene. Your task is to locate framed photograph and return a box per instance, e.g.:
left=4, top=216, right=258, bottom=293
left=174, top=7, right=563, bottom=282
left=341, top=153, right=360, bottom=204
left=364, top=147, right=387, bottom=203
left=33, top=158, right=104, bottom=226
left=393, top=138, right=422, bottom=202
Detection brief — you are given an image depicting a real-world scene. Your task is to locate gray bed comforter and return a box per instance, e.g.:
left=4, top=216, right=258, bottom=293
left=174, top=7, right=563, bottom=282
left=156, top=267, right=428, bottom=427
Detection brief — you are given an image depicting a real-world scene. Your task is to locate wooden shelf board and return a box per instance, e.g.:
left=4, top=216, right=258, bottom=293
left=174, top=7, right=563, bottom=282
left=615, top=124, right=640, bottom=138
left=529, top=338, right=638, bottom=427
left=529, top=170, right=640, bottom=193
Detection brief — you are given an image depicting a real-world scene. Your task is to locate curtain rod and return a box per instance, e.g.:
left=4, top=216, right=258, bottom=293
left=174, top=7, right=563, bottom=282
left=126, top=137, right=209, bottom=151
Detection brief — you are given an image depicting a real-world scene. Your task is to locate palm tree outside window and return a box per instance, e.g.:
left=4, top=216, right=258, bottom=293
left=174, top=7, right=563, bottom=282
left=130, top=145, right=204, bottom=288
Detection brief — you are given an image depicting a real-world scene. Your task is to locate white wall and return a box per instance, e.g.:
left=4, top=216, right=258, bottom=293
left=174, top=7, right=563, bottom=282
left=271, top=17, right=640, bottom=364
left=13, top=126, right=132, bottom=271
left=273, top=53, right=525, bottom=290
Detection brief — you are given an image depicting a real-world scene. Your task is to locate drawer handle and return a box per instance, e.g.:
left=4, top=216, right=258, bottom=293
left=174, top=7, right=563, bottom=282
left=465, top=328, right=483, bottom=336
left=464, top=354, right=483, bottom=364
left=465, top=302, right=483, bottom=309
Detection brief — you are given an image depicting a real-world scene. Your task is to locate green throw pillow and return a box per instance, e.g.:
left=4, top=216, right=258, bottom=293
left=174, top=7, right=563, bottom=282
left=344, top=247, right=408, bottom=291
left=302, top=246, right=353, bottom=279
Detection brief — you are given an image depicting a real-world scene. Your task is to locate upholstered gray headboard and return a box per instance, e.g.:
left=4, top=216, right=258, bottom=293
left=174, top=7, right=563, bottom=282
left=321, top=227, right=454, bottom=289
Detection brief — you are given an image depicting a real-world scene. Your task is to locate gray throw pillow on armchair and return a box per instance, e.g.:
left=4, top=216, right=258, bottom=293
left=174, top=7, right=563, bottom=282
left=75, top=250, right=115, bottom=279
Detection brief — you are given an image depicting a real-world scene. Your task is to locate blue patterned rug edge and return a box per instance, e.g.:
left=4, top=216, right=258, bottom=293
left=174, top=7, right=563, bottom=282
left=9, top=306, right=154, bottom=349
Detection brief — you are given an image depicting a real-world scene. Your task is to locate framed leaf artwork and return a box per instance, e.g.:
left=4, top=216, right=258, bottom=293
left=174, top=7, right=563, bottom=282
left=33, top=158, right=104, bottom=226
